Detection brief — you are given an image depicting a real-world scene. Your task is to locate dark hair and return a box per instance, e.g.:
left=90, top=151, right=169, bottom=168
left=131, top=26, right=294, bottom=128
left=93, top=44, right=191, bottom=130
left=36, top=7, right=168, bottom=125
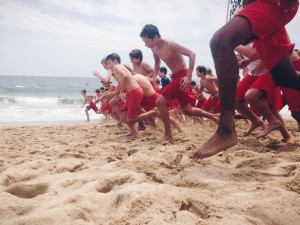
left=159, top=66, right=167, bottom=75
left=140, top=24, right=161, bottom=39
left=100, top=87, right=105, bottom=91
left=95, top=89, right=101, bottom=93
left=81, top=89, right=86, bottom=93
left=101, top=57, right=107, bottom=64
left=191, top=81, right=196, bottom=86
left=101, top=81, right=112, bottom=84
left=206, top=67, right=212, bottom=74
left=196, top=65, right=207, bottom=75
left=129, top=49, right=143, bottom=61
left=106, top=52, right=121, bottom=63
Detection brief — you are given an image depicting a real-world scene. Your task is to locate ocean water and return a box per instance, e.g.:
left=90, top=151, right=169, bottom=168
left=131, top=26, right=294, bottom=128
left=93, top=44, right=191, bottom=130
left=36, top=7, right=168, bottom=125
left=0, top=75, right=105, bottom=124
left=0, top=75, right=291, bottom=125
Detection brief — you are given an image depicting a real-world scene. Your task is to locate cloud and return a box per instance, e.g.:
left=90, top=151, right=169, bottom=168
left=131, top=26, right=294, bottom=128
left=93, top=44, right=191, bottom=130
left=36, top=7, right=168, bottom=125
left=0, top=0, right=299, bottom=76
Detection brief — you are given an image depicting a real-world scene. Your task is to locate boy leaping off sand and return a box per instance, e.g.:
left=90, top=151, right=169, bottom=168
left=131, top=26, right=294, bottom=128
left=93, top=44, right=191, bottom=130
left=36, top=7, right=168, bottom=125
left=191, top=0, right=300, bottom=159
left=140, top=24, right=219, bottom=140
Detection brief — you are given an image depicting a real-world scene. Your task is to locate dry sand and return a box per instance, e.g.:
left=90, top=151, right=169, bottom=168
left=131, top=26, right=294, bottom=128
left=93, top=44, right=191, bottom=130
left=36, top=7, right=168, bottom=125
left=0, top=119, right=299, bottom=225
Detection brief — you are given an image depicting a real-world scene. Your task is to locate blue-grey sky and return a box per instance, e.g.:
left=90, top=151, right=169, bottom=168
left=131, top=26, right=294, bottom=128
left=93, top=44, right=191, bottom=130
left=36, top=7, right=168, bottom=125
left=0, top=0, right=299, bottom=78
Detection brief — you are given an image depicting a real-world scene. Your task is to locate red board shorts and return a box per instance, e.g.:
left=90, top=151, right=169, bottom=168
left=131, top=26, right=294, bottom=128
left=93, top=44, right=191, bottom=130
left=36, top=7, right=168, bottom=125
left=100, top=101, right=112, bottom=113
left=196, top=98, right=206, bottom=109
left=122, top=87, right=144, bottom=120
left=141, top=92, right=159, bottom=112
left=86, top=102, right=98, bottom=112
left=160, top=68, right=195, bottom=108
left=281, top=59, right=300, bottom=112
left=250, top=72, right=283, bottom=112
left=238, top=0, right=298, bottom=70
left=202, top=95, right=220, bottom=113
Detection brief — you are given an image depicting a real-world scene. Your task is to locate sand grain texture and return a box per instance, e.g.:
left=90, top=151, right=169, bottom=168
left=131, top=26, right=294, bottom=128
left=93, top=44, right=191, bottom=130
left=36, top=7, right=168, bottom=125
left=0, top=119, right=299, bottom=225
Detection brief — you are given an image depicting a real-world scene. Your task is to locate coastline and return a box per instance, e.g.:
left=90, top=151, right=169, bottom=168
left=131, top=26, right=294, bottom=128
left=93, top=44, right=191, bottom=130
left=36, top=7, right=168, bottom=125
left=0, top=118, right=299, bottom=224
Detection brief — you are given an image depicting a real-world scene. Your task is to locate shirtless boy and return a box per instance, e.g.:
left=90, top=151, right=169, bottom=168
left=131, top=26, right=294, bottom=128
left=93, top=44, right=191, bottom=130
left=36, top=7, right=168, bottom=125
left=196, top=66, right=220, bottom=113
left=140, top=24, right=218, bottom=140
left=81, top=89, right=98, bottom=122
left=102, top=53, right=144, bottom=139
left=129, top=49, right=154, bottom=78
left=192, top=0, right=300, bottom=159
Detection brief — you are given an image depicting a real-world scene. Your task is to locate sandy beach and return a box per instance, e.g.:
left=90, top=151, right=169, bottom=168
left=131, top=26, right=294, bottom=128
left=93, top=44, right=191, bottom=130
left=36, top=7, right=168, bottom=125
left=0, top=118, right=299, bottom=225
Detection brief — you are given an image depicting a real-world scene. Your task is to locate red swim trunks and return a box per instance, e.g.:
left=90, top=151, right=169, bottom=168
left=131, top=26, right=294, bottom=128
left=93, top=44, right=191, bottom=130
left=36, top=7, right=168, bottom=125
left=160, top=68, right=195, bottom=108
left=249, top=72, right=283, bottom=112
left=122, top=87, right=144, bottom=120
left=86, top=102, right=98, bottom=112
left=202, top=95, right=220, bottom=113
left=196, top=98, right=206, bottom=109
left=100, top=101, right=112, bottom=113
left=281, top=59, right=300, bottom=112
left=141, top=92, right=159, bottom=112
left=238, top=0, right=298, bottom=70
left=236, top=74, right=260, bottom=100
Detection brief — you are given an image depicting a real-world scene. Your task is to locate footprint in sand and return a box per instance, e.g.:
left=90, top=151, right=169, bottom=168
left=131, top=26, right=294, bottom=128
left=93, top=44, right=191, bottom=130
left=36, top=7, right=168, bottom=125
left=96, top=175, right=134, bottom=193
left=68, top=209, right=90, bottom=222
left=235, top=158, right=279, bottom=170
left=179, top=199, right=214, bottom=220
left=0, top=173, right=38, bottom=187
left=285, top=172, right=300, bottom=194
left=5, top=182, right=49, bottom=198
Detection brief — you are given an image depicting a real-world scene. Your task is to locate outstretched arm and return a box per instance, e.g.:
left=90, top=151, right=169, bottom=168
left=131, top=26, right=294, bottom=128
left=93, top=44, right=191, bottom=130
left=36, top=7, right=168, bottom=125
left=92, top=70, right=113, bottom=83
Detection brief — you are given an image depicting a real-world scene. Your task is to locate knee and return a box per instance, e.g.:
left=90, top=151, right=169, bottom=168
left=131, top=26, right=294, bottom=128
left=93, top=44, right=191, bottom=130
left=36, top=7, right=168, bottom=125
left=156, top=96, right=167, bottom=108
left=244, top=90, right=258, bottom=104
left=126, top=118, right=134, bottom=124
left=210, top=31, right=232, bottom=54
left=181, top=107, right=193, bottom=116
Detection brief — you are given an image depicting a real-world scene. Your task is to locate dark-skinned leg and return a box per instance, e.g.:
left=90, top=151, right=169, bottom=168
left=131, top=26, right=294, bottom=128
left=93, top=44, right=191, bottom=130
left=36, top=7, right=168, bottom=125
left=190, top=16, right=256, bottom=159
left=270, top=54, right=300, bottom=91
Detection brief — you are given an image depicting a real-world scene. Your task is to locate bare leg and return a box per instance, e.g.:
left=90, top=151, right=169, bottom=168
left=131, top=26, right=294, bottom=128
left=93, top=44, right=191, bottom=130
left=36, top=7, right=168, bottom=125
left=169, top=117, right=183, bottom=133
left=291, top=111, right=300, bottom=131
left=235, top=98, right=265, bottom=136
left=85, top=110, right=90, bottom=122
left=182, top=104, right=219, bottom=124
left=245, top=88, right=281, bottom=138
left=270, top=54, right=300, bottom=91
left=274, top=112, right=293, bottom=143
left=157, top=95, right=173, bottom=140
left=191, top=16, right=255, bottom=159
left=170, top=109, right=185, bottom=125
left=127, top=123, right=141, bottom=139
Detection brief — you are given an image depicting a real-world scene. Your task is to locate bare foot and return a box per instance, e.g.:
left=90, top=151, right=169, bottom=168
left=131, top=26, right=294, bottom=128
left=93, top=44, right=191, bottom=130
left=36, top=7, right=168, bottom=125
left=190, top=130, right=238, bottom=159
left=244, top=120, right=266, bottom=136
left=256, top=121, right=281, bottom=138
left=131, top=133, right=142, bottom=140
left=163, top=134, right=173, bottom=141
left=282, top=136, right=293, bottom=144
left=137, top=123, right=146, bottom=131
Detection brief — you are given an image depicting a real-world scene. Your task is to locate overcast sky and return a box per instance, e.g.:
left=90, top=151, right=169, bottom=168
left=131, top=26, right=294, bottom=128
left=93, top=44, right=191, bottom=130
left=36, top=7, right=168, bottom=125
left=0, top=0, right=299, bottom=79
